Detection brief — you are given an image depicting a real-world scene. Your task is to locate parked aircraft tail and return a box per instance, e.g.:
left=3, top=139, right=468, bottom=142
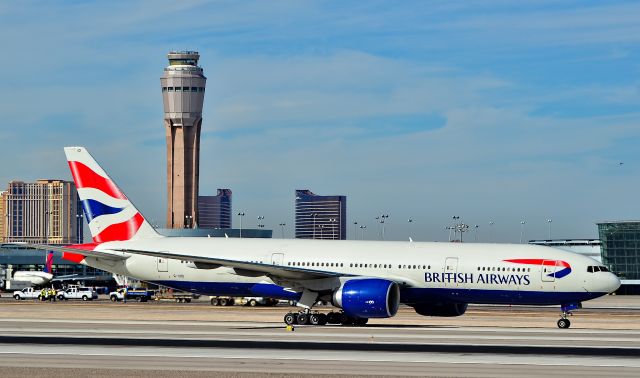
left=64, top=147, right=160, bottom=243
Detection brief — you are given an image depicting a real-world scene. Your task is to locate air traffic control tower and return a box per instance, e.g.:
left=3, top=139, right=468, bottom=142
left=161, top=51, right=206, bottom=229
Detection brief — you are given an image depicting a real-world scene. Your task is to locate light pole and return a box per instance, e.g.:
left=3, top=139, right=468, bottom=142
left=474, top=225, right=479, bottom=242
left=547, top=219, right=552, bottom=240
left=452, top=216, right=460, bottom=241
left=257, top=216, right=265, bottom=229
left=279, top=223, right=286, bottom=238
left=380, top=214, right=389, bottom=240
left=329, top=218, right=337, bottom=239
left=237, top=212, right=245, bottom=238
left=359, top=225, right=366, bottom=240
left=489, top=221, right=494, bottom=242
left=185, top=215, right=193, bottom=229
left=520, top=221, right=526, bottom=244
left=353, top=221, right=358, bottom=240
left=408, top=218, right=413, bottom=240
left=312, top=213, right=318, bottom=239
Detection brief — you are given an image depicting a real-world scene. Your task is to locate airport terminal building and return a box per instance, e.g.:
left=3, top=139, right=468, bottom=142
left=597, top=221, right=640, bottom=293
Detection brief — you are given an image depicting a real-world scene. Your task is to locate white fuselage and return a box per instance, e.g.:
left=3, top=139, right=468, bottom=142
left=12, top=271, right=54, bottom=286
left=79, top=237, right=619, bottom=306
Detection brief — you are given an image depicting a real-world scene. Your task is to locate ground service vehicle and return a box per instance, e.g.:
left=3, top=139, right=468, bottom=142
left=13, top=287, right=42, bottom=300
left=23, top=147, right=621, bottom=329
left=109, top=288, right=154, bottom=302
left=58, top=287, right=98, bottom=301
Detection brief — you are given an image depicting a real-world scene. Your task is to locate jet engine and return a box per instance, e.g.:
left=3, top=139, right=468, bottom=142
left=412, top=302, right=468, bottom=317
left=332, top=278, right=400, bottom=318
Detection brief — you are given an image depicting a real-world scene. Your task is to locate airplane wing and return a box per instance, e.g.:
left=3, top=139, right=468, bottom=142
left=9, top=243, right=129, bottom=261
left=114, top=248, right=349, bottom=280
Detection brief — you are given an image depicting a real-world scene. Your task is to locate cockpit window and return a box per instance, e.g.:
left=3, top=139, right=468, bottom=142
left=587, top=266, right=593, bottom=273
left=600, top=266, right=609, bottom=272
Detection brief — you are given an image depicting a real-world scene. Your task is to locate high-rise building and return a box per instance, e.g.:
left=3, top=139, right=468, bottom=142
left=161, top=51, right=206, bottom=229
left=2, top=180, right=82, bottom=244
left=198, top=189, right=232, bottom=229
left=295, top=189, right=346, bottom=240
left=0, top=191, right=6, bottom=242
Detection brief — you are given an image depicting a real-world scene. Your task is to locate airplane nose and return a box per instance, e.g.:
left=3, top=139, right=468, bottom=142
left=607, top=273, right=621, bottom=293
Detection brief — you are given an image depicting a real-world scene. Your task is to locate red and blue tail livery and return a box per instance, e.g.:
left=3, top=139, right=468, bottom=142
left=504, top=259, right=572, bottom=279
left=65, top=147, right=158, bottom=244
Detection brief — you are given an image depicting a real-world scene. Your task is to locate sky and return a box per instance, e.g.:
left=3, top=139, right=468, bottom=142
left=1, top=0, right=639, bottom=242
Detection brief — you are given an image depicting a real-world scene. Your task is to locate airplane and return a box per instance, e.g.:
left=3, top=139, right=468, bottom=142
left=23, top=146, right=620, bottom=329
left=10, top=251, right=54, bottom=286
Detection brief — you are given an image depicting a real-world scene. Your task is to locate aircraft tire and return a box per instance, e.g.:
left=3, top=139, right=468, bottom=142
left=296, top=313, right=309, bottom=325
left=248, top=299, right=257, bottom=307
left=219, top=298, right=228, bottom=306
left=557, top=318, right=571, bottom=329
left=211, top=298, right=219, bottom=306
left=284, top=313, right=296, bottom=325
left=309, top=313, right=321, bottom=325
left=354, top=317, right=369, bottom=326
left=340, top=315, right=353, bottom=326
left=318, top=313, right=328, bottom=325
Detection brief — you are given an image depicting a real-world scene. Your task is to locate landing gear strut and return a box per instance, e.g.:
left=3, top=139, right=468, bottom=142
left=283, top=310, right=367, bottom=327
left=557, top=303, right=581, bottom=329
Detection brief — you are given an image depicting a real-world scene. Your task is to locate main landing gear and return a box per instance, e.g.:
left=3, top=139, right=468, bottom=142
left=284, top=310, right=369, bottom=326
left=557, top=303, right=582, bottom=329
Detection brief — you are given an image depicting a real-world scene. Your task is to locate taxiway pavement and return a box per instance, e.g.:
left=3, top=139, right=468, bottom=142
left=0, top=295, right=638, bottom=377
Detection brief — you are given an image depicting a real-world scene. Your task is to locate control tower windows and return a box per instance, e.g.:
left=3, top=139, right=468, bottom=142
left=191, top=87, right=198, bottom=92
left=169, top=59, right=197, bottom=66
left=199, top=87, right=205, bottom=92
left=162, top=87, right=167, bottom=92
left=182, top=87, right=189, bottom=91
left=168, top=87, right=174, bottom=92
left=175, top=87, right=182, bottom=92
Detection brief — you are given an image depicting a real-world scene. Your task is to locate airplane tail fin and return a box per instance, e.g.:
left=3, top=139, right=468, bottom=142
left=44, top=251, right=54, bottom=273
left=64, top=147, right=161, bottom=243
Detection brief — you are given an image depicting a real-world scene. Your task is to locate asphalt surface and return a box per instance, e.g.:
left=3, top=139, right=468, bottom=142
left=0, top=294, right=639, bottom=377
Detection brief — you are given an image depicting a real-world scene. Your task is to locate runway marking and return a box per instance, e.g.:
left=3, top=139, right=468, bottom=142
left=1, top=348, right=639, bottom=368
left=0, top=327, right=637, bottom=345
left=2, top=317, right=640, bottom=336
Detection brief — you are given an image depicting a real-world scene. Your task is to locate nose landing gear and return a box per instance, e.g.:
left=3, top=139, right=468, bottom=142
left=557, top=302, right=581, bottom=329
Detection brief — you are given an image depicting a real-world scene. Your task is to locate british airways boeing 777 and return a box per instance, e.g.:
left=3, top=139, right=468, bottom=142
left=27, top=147, right=620, bottom=328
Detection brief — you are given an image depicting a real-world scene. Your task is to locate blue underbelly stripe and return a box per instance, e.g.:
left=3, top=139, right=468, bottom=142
left=151, top=280, right=607, bottom=306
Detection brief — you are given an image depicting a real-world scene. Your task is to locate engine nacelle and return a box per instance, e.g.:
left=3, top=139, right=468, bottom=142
left=333, top=278, right=400, bottom=318
left=412, top=302, right=468, bottom=317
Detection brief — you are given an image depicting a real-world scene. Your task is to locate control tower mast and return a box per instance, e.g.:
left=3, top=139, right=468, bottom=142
left=161, top=51, right=206, bottom=229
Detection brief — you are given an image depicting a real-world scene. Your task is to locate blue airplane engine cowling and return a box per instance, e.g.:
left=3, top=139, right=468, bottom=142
left=333, top=278, right=400, bottom=318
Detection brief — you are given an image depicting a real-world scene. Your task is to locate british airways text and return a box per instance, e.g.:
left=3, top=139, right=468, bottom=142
left=424, top=272, right=531, bottom=286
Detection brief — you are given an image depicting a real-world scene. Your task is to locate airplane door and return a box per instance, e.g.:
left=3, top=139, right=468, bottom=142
left=157, top=257, right=168, bottom=272
left=541, top=260, right=556, bottom=282
left=444, top=257, right=459, bottom=286
left=271, top=253, right=284, bottom=266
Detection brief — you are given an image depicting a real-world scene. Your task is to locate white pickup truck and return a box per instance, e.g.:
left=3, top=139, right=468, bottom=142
left=13, top=287, right=43, bottom=300
left=58, top=287, right=98, bottom=301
